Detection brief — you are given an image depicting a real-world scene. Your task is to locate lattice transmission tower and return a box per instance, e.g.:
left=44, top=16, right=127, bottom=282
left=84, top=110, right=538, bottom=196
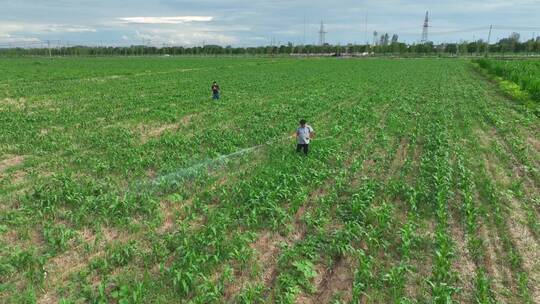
left=319, top=21, right=327, bottom=46
left=421, top=11, right=429, bottom=43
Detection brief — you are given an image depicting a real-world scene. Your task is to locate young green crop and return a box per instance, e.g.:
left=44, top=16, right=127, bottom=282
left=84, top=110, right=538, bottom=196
left=0, top=57, right=538, bottom=303
left=476, top=58, right=540, bottom=102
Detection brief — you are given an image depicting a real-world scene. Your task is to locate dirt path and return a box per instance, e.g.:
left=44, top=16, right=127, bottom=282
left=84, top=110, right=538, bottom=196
left=478, top=222, right=518, bottom=303
left=447, top=210, right=476, bottom=303
left=475, top=125, right=540, bottom=303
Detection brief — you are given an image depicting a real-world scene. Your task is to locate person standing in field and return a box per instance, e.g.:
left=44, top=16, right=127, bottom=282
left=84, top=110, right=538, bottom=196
left=211, top=81, right=220, bottom=100
left=295, top=119, right=315, bottom=155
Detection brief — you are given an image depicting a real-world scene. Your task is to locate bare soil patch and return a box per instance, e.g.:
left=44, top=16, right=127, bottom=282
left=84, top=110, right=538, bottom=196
left=100, top=226, right=130, bottom=243
left=0, top=98, right=57, bottom=111
left=1, top=229, right=19, bottom=244
left=42, top=249, right=104, bottom=299
left=527, top=136, right=540, bottom=152
left=146, top=168, right=157, bottom=179
left=139, top=123, right=180, bottom=144
left=0, top=97, right=26, bottom=109
left=225, top=199, right=324, bottom=302
left=41, top=233, right=101, bottom=303
left=505, top=196, right=540, bottom=303
left=158, top=202, right=176, bottom=234
left=405, top=219, right=435, bottom=300
left=10, top=170, right=27, bottom=184
left=448, top=212, right=476, bottom=303
left=134, top=68, right=201, bottom=77
left=317, top=257, right=355, bottom=303
left=482, top=123, right=539, bottom=187
left=181, top=114, right=195, bottom=126
left=156, top=199, right=193, bottom=234
left=87, top=75, right=126, bottom=82
left=475, top=128, right=514, bottom=185
left=0, top=155, right=24, bottom=172
left=479, top=223, right=518, bottom=303
left=224, top=231, right=285, bottom=300
left=476, top=126, right=536, bottom=302
left=298, top=257, right=355, bottom=304
left=389, top=138, right=409, bottom=176
left=138, top=114, right=196, bottom=144
left=38, top=291, right=59, bottom=304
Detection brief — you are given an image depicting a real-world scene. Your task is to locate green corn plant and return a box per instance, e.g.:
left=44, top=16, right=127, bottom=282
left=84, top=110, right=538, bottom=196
left=352, top=249, right=373, bottom=303
left=235, top=284, right=266, bottom=304
left=474, top=268, right=495, bottom=304
left=42, top=223, right=77, bottom=253
left=2, top=57, right=539, bottom=303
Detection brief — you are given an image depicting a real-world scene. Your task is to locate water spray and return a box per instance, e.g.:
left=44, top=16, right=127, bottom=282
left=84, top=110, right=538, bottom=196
left=144, top=133, right=336, bottom=193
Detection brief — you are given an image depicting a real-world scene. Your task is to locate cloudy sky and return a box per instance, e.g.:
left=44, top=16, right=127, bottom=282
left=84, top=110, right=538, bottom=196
left=1, top=0, right=540, bottom=47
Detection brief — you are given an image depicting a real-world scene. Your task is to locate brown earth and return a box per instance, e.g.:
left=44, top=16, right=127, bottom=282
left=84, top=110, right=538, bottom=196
left=505, top=196, right=540, bottom=303
left=223, top=230, right=285, bottom=301
left=405, top=219, right=435, bottom=300
left=527, top=136, right=540, bottom=153
left=389, top=138, right=409, bottom=177
left=476, top=126, right=538, bottom=303
left=448, top=212, right=476, bottom=303
left=0, top=155, right=24, bottom=172
left=479, top=223, right=517, bottom=303
left=297, top=257, right=355, bottom=304
left=0, top=97, right=26, bottom=110
left=139, top=123, right=180, bottom=144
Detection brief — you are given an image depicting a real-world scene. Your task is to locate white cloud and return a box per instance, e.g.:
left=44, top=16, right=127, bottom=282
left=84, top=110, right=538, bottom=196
left=0, top=36, right=41, bottom=45
left=47, top=25, right=97, bottom=33
left=134, top=28, right=238, bottom=46
left=247, top=36, right=267, bottom=41
left=272, top=30, right=301, bottom=36
left=0, top=22, right=96, bottom=45
left=0, top=22, right=96, bottom=34
left=118, top=16, right=213, bottom=24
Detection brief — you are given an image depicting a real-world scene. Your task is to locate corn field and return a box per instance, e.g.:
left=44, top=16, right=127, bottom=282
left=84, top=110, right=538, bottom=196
left=0, top=57, right=539, bottom=303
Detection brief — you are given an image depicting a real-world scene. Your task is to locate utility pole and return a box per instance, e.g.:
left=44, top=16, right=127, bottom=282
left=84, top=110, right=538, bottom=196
left=364, top=11, right=368, bottom=45
left=485, top=24, right=492, bottom=57
left=531, top=32, right=536, bottom=56
left=473, top=34, right=478, bottom=56
left=298, top=13, right=306, bottom=56
left=47, top=40, right=52, bottom=58
left=318, top=21, right=327, bottom=46
left=303, top=13, right=306, bottom=46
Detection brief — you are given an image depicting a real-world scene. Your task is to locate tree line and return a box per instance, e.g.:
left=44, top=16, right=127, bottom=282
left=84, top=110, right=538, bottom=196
left=1, top=32, right=539, bottom=57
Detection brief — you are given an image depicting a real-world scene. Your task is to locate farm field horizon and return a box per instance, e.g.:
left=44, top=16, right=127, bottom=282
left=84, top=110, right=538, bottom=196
left=1, top=57, right=539, bottom=303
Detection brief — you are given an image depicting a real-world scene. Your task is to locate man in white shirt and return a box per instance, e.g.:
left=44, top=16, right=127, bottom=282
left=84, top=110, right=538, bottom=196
left=295, top=119, right=315, bottom=155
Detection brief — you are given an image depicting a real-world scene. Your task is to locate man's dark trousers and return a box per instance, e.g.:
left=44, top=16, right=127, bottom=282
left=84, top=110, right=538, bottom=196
left=296, top=144, right=309, bottom=155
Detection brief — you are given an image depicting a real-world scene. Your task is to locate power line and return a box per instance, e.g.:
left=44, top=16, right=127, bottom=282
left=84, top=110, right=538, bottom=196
left=492, top=25, right=540, bottom=30
left=1, top=23, right=540, bottom=50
